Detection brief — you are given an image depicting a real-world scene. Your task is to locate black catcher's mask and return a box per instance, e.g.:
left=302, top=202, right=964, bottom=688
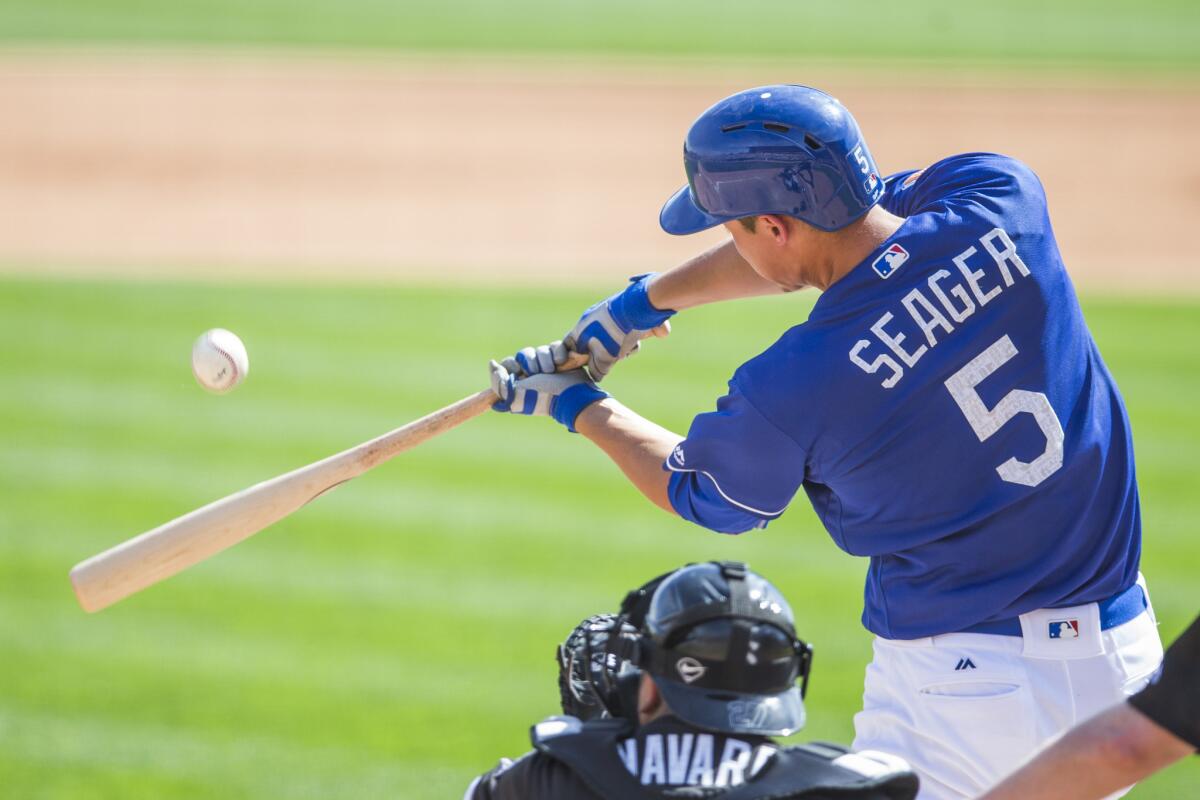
left=556, top=613, right=638, bottom=721
left=555, top=569, right=677, bottom=721
left=556, top=562, right=813, bottom=736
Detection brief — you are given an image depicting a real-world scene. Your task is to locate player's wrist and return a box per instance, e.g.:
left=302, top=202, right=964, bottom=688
left=571, top=395, right=622, bottom=436
left=551, top=382, right=610, bottom=433
left=611, top=273, right=676, bottom=332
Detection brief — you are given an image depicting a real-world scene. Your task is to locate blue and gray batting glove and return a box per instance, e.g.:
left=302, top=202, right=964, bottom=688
left=489, top=343, right=609, bottom=433
left=562, top=273, right=675, bottom=381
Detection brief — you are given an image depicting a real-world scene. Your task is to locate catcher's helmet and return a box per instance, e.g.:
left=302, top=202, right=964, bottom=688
left=660, top=85, right=884, bottom=234
left=638, top=561, right=813, bottom=737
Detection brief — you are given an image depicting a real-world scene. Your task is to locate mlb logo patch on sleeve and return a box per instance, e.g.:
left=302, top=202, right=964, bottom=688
left=1048, top=619, right=1080, bottom=639
left=871, top=244, right=909, bottom=279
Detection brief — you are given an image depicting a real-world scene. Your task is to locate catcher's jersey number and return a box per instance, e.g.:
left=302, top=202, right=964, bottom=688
left=945, top=335, right=1065, bottom=488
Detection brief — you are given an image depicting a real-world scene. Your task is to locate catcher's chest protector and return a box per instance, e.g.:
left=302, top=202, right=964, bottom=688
left=532, top=717, right=919, bottom=799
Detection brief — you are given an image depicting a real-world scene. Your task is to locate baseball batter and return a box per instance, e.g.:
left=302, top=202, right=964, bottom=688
left=487, top=85, right=1163, bottom=798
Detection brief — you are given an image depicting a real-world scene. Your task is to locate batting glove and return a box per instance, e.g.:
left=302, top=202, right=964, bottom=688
left=563, top=273, right=675, bottom=381
left=489, top=351, right=609, bottom=433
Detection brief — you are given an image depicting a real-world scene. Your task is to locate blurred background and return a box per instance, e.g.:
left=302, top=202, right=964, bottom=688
left=1, top=1, right=1197, bottom=797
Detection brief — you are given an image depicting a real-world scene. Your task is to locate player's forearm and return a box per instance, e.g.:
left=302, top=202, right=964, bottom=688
left=574, top=398, right=681, bottom=514
left=978, top=704, right=1194, bottom=800
left=647, top=239, right=784, bottom=312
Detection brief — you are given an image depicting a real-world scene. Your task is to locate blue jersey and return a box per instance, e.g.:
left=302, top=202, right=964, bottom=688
left=665, top=153, right=1141, bottom=639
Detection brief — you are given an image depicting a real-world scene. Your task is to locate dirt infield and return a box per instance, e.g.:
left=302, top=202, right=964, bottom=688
left=1, top=51, right=1197, bottom=289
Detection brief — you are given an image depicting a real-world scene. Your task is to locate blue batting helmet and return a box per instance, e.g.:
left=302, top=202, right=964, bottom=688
left=660, top=85, right=884, bottom=234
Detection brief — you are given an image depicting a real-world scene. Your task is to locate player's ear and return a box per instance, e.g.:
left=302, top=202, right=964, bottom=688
left=760, top=214, right=790, bottom=245
left=637, top=673, right=663, bottom=717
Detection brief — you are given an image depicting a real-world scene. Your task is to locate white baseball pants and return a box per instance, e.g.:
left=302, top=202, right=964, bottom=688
left=852, top=587, right=1163, bottom=799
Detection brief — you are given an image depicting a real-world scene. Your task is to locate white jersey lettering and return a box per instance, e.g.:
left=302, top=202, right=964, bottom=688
left=715, top=738, right=753, bottom=787
left=927, top=268, right=976, bottom=323
left=954, top=245, right=1002, bottom=307
left=872, top=311, right=927, bottom=368
left=902, top=287, right=955, bottom=347
left=749, top=745, right=776, bottom=778
left=666, top=733, right=694, bottom=784
left=618, top=738, right=638, bottom=776
left=980, top=227, right=1031, bottom=285
left=850, top=228, right=1032, bottom=389
left=686, top=734, right=715, bottom=786
left=849, top=339, right=905, bottom=389
left=641, top=733, right=666, bottom=785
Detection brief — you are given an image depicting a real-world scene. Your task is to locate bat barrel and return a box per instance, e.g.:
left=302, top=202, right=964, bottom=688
left=69, top=389, right=498, bottom=613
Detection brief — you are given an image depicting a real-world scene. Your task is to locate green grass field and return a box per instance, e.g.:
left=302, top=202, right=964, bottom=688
left=1, top=0, right=1198, bottom=71
left=0, top=277, right=1197, bottom=798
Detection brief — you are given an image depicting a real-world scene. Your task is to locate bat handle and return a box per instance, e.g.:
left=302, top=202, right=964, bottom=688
left=556, top=322, right=668, bottom=374
left=559, top=350, right=591, bottom=372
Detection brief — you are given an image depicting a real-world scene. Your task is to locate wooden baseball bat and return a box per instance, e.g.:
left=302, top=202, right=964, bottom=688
left=70, top=352, right=590, bottom=613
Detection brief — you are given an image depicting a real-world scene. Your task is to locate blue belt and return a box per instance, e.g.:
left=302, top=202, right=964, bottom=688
left=959, top=583, right=1147, bottom=637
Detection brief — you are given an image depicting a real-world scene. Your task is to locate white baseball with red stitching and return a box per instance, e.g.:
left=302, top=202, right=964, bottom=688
left=191, top=328, right=249, bottom=394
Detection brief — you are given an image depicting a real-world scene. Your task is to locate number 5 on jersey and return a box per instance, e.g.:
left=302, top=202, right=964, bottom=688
left=945, top=335, right=1065, bottom=488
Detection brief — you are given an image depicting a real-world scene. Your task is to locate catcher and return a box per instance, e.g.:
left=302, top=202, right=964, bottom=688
left=465, top=562, right=919, bottom=799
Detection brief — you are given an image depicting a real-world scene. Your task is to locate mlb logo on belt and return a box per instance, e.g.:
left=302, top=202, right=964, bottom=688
left=1048, top=619, right=1080, bottom=639
left=872, top=244, right=909, bottom=279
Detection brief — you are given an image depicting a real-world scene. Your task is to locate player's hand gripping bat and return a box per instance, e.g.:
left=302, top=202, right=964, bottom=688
left=69, top=350, right=596, bottom=613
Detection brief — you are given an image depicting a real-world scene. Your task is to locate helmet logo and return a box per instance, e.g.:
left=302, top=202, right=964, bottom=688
left=676, top=657, right=707, bottom=684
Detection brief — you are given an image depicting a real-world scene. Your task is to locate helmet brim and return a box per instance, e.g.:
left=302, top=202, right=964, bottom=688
left=659, top=185, right=730, bottom=235
left=656, top=679, right=805, bottom=737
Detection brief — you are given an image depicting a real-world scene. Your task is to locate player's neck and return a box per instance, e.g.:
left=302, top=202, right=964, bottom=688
left=638, top=702, right=671, bottom=727
left=806, top=207, right=906, bottom=291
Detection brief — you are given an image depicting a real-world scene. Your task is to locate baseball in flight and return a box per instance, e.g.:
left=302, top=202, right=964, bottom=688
left=191, top=328, right=249, bottom=394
